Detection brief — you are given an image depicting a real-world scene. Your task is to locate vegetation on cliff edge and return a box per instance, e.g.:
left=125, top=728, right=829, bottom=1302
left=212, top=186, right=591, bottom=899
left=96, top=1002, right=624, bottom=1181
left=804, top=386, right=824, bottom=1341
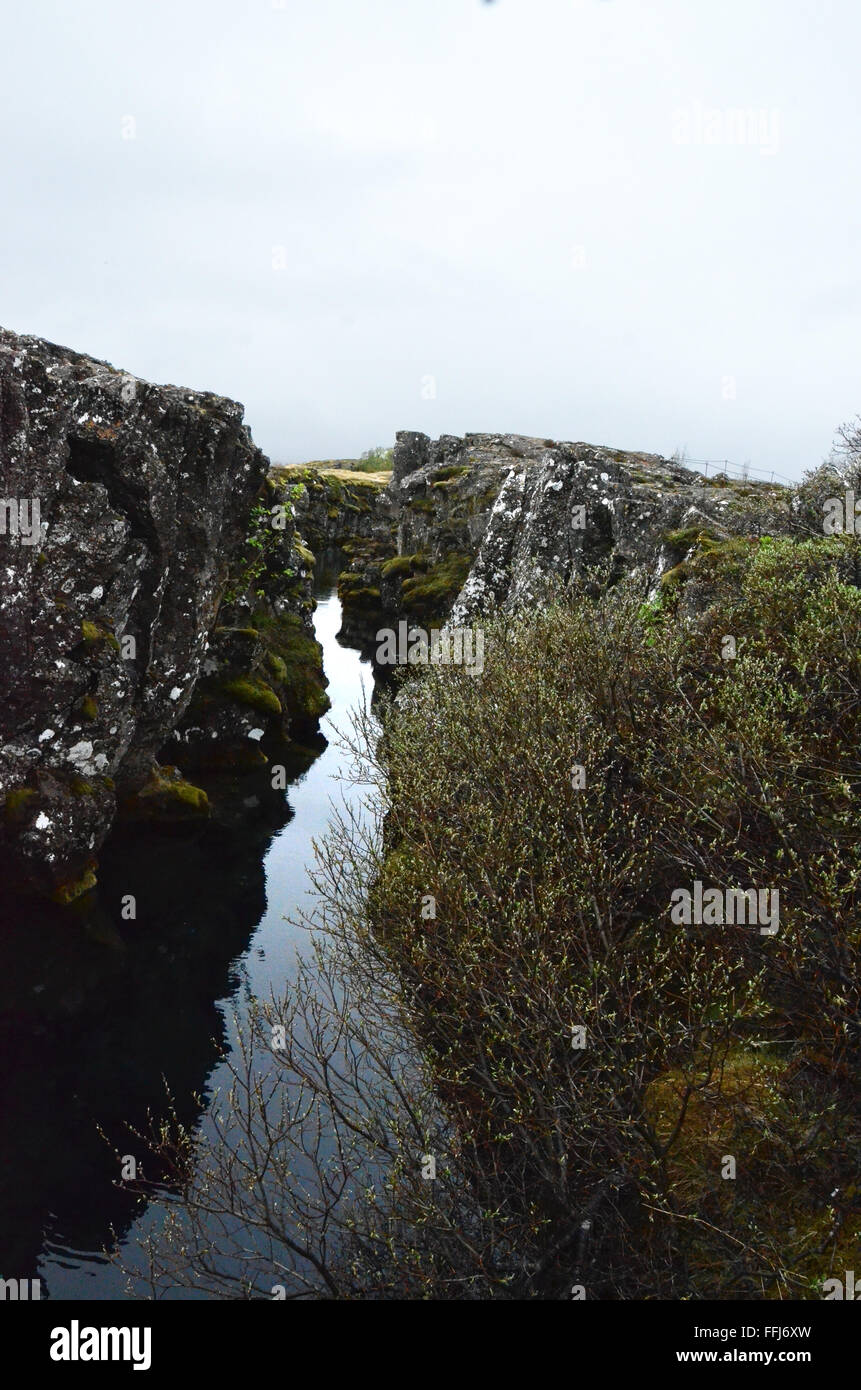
left=124, top=530, right=861, bottom=1299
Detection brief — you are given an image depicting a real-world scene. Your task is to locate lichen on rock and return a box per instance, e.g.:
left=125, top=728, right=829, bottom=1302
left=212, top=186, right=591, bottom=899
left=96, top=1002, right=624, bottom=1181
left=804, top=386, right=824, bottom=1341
left=0, top=326, right=266, bottom=898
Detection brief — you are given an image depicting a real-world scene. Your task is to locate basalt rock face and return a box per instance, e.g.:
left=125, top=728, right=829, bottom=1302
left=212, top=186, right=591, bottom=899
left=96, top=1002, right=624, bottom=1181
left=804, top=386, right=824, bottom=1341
left=0, top=328, right=267, bottom=901
left=167, top=474, right=330, bottom=769
left=270, top=465, right=397, bottom=650
left=383, top=431, right=794, bottom=626
left=281, top=465, right=394, bottom=553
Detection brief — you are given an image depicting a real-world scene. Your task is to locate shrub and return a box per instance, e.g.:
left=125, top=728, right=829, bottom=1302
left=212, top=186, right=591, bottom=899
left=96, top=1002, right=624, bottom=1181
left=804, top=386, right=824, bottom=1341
left=125, top=535, right=861, bottom=1299
left=354, top=446, right=393, bottom=473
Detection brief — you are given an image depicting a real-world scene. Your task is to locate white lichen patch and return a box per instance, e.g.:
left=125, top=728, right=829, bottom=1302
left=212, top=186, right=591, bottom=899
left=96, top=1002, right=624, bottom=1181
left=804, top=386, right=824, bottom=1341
left=66, top=740, right=96, bottom=772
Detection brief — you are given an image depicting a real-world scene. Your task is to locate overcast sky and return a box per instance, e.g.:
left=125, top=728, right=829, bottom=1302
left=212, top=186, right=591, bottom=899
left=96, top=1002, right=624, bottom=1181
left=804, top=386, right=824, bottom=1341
left=1, top=0, right=858, bottom=478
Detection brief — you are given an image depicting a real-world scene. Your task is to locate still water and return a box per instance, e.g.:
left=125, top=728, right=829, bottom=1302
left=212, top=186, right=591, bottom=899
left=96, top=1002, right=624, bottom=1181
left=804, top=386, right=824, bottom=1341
left=0, top=567, right=373, bottom=1299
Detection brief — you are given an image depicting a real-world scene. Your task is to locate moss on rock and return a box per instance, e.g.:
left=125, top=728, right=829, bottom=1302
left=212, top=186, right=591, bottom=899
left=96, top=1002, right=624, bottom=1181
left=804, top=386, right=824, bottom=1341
left=338, top=573, right=382, bottom=609
left=122, top=766, right=210, bottom=822
left=265, top=651, right=288, bottom=683
left=381, top=552, right=428, bottom=579
left=4, top=787, right=38, bottom=826
left=220, top=676, right=283, bottom=717
left=293, top=540, right=316, bottom=569
left=51, top=865, right=98, bottom=905
left=399, top=553, right=473, bottom=620
left=267, top=614, right=330, bottom=725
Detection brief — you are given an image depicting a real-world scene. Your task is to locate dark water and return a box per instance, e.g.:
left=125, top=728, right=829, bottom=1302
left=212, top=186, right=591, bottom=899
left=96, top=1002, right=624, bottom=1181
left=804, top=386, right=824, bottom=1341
left=0, top=567, right=372, bottom=1299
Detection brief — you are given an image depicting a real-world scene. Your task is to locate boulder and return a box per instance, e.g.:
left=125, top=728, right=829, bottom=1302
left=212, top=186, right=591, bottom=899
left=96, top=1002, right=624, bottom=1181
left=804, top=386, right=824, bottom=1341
left=0, top=327, right=267, bottom=900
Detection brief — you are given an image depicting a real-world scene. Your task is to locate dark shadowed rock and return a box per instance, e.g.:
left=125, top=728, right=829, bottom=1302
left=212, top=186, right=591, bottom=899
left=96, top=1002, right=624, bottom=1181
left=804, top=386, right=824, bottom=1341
left=0, top=328, right=267, bottom=900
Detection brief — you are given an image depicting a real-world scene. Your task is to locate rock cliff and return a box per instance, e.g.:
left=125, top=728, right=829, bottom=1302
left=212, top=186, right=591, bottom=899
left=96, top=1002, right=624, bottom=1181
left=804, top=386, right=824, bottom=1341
left=0, top=331, right=796, bottom=907
left=0, top=328, right=269, bottom=900
left=382, top=431, right=795, bottom=627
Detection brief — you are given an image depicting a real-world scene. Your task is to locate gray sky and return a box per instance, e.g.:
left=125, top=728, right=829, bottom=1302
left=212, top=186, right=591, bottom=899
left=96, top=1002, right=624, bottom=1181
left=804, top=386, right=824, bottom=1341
left=2, top=0, right=858, bottom=478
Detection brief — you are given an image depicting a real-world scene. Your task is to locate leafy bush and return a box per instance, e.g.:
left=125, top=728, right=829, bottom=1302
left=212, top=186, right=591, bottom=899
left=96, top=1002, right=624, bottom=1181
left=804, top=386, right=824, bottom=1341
left=353, top=446, right=393, bottom=473
left=125, top=534, right=861, bottom=1299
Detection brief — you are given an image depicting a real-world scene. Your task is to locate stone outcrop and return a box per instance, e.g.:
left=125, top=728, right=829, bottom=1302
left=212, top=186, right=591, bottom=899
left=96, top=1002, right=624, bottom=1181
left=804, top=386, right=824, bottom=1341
left=284, top=433, right=796, bottom=656
left=167, top=475, right=329, bottom=769
left=0, top=328, right=269, bottom=900
left=0, top=326, right=797, bottom=904
left=271, top=465, right=397, bottom=649
left=381, top=431, right=795, bottom=627
left=279, top=464, right=394, bottom=553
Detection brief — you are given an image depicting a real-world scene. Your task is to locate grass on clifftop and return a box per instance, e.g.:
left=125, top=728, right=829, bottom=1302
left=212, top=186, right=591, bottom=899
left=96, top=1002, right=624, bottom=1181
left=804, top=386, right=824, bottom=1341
left=273, top=463, right=391, bottom=486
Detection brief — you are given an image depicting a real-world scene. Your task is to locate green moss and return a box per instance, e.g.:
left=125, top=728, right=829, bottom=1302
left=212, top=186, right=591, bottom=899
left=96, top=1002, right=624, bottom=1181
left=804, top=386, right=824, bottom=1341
left=399, top=553, right=473, bottom=620
left=689, top=535, right=760, bottom=574
left=660, top=531, right=759, bottom=596
left=278, top=467, right=314, bottom=487
left=80, top=620, right=118, bottom=652
left=293, top=540, right=316, bottom=568
left=166, top=781, right=209, bottom=811
left=220, top=676, right=283, bottom=717
left=338, top=582, right=382, bottom=608
left=431, top=465, right=469, bottom=487
left=52, top=866, right=98, bottom=905
left=267, top=614, right=330, bottom=724
left=338, top=572, right=383, bottom=608
left=122, top=768, right=210, bottom=822
left=381, top=552, right=428, bottom=579
left=4, top=787, right=38, bottom=826
left=70, top=778, right=95, bottom=796
left=265, top=651, right=288, bottom=683
left=216, top=626, right=260, bottom=641
left=664, top=525, right=721, bottom=551
left=79, top=695, right=98, bottom=721
left=659, top=561, right=690, bottom=592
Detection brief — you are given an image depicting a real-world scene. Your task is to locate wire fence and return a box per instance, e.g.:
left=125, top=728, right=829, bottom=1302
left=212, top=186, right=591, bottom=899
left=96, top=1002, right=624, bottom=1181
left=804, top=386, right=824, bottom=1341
left=680, top=457, right=794, bottom=487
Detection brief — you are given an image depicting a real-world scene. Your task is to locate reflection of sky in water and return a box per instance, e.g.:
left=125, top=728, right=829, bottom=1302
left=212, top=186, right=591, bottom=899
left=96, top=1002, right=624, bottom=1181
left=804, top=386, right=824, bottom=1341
left=241, top=589, right=374, bottom=996
left=32, top=585, right=376, bottom=1298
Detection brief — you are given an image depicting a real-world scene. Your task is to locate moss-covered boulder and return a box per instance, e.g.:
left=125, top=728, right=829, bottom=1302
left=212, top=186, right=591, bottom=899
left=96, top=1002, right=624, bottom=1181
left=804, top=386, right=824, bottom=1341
left=120, top=765, right=210, bottom=823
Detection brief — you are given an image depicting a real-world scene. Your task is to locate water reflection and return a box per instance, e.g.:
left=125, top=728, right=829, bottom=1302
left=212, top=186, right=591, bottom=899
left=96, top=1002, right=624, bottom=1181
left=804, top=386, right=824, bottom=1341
left=0, top=562, right=372, bottom=1298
